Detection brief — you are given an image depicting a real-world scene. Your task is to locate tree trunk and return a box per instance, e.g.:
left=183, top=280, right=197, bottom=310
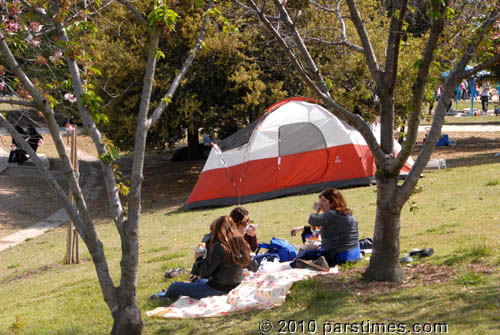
left=187, top=126, right=201, bottom=160
left=111, top=300, right=143, bottom=335
left=363, top=172, right=404, bottom=282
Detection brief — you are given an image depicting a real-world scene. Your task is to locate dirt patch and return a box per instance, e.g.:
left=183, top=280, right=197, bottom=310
left=317, top=263, right=456, bottom=295
left=86, top=154, right=204, bottom=219
left=0, top=263, right=63, bottom=285
left=0, top=258, right=92, bottom=285
left=464, top=262, right=497, bottom=274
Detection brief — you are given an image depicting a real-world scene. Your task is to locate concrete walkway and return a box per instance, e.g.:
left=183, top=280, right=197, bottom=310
left=418, top=124, right=500, bottom=132
left=0, top=150, right=100, bottom=252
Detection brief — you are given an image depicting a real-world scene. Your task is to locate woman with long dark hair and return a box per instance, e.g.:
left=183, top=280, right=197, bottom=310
left=290, top=188, right=361, bottom=268
left=155, top=216, right=254, bottom=303
left=229, top=206, right=258, bottom=252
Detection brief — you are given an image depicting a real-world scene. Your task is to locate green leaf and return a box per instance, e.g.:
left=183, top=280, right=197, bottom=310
left=87, top=67, right=102, bottom=76
left=99, top=138, right=119, bottom=163
left=325, top=78, right=333, bottom=90
left=156, top=50, right=165, bottom=60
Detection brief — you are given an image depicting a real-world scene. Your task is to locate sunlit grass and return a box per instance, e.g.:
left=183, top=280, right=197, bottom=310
left=1, top=162, right=500, bottom=334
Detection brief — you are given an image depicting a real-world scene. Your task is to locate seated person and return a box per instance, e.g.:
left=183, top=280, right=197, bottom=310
left=199, top=207, right=258, bottom=252
left=290, top=188, right=361, bottom=267
left=230, top=207, right=258, bottom=252
left=153, top=216, right=256, bottom=303
left=8, top=125, right=28, bottom=165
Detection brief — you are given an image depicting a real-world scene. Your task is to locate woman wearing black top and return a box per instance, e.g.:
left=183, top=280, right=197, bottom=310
left=160, top=216, right=254, bottom=302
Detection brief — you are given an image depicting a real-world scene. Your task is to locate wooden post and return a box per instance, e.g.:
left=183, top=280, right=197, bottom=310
left=65, top=125, right=79, bottom=264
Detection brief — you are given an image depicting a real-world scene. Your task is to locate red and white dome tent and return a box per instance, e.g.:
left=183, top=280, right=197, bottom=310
left=184, top=97, right=413, bottom=210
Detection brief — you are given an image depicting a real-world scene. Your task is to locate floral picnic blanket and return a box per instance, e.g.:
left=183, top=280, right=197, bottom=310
left=146, top=261, right=338, bottom=319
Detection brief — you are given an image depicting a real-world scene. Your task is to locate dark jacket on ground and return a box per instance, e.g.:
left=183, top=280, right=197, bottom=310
left=192, top=241, right=257, bottom=292
left=308, top=210, right=359, bottom=254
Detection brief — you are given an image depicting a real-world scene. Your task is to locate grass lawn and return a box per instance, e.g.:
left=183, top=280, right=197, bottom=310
left=1, top=159, right=500, bottom=334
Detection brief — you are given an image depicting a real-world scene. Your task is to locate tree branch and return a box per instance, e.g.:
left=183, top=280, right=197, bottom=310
left=345, top=0, right=381, bottom=82
left=1, top=25, right=118, bottom=312
left=2, top=0, right=122, bottom=306
left=398, top=5, right=500, bottom=205
left=247, top=0, right=387, bottom=165
left=55, top=18, right=125, bottom=228
left=116, top=0, right=149, bottom=27
left=149, top=0, right=215, bottom=126
left=272, top=0, right=331, bottom=93
left=304, top=37, right=363, bottom=52
left=308, top=0, right=337, bottom=13
left=0, top=98, right=37, bottom=108
left=391, top=3, right=446, bottom=172
left=246, top=0, right=313, bottom=85
left=384, top=0, right=407, bottom=95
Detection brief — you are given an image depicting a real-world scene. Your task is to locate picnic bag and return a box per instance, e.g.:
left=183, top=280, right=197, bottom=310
left=254, top=237, right=297, bottom=263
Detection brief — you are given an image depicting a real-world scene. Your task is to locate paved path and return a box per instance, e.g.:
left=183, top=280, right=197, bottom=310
left=0, top=150, right=100, bottom=252
left=418, top=124, right=500, bottom=132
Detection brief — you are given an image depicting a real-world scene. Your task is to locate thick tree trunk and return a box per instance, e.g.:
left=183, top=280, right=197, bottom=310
left=111, top=301, right=143, bottom=335
left=363, top=173, right=403, bottom=282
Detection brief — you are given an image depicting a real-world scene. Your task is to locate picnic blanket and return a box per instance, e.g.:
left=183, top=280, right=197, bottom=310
left=146, top=260, right=338, bottom=319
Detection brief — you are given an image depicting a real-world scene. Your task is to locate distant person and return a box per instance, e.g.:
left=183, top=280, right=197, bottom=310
left=481, top=83, right=490, bottom=114
left=151, top=216, right=257, bottom=304
left=429, top=87, right=440, bottom=114
left=26, top=125, right=43, bottom=152
left=461, top=80, right=468, bottom=100
left=290, top=188, right=361, bottom=268
left=8, top=125, right=28, bottom=165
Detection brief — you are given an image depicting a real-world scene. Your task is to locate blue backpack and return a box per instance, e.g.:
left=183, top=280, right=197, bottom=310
left=254, top=237, right=297, bottom=263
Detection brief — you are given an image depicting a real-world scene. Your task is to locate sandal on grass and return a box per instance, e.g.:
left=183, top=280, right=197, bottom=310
left=408, top=248, right=434, bottom=257
left=296, top=256, right=330, bottom=272
left=149, top=289, right=167, bottom=300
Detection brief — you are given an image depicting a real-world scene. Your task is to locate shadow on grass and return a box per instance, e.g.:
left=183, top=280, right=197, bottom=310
left=446, top=153, right=500, bottom=168
left=364, top=283, right=500, bottom=331
left=277, top=272, right=500, bottom=333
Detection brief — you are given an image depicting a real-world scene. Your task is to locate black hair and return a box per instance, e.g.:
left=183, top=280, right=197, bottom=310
left=229, top=206, right=249, bottom=224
